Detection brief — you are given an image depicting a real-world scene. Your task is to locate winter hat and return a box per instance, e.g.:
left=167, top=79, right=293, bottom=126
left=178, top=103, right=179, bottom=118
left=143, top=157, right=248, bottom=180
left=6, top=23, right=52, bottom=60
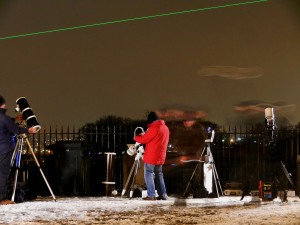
left=0, top=96, right=6, bottom=106
left=147, top=111, right=159, bottom=124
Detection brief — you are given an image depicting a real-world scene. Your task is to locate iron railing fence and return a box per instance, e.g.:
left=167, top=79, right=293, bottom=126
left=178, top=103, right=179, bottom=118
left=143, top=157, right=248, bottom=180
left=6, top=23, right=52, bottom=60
left=213, top=126, right=299, bottom=190
left=23, top=125, right=300, bottom=194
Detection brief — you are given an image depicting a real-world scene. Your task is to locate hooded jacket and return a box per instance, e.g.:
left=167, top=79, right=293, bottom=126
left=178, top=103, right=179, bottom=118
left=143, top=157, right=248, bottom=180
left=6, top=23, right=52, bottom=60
left=0, top=108, right=29, bottom=154
left=134, top=120, right=169, bottom=165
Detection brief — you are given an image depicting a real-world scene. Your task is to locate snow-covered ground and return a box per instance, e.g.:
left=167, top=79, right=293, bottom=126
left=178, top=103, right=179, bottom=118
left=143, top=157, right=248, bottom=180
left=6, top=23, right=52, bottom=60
left=1, top=196, right=300, bottom=224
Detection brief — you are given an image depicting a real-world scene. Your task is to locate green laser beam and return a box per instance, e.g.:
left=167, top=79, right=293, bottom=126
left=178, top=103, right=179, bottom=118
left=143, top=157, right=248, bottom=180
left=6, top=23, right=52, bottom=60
left=0, top=0, right=269, bottom=41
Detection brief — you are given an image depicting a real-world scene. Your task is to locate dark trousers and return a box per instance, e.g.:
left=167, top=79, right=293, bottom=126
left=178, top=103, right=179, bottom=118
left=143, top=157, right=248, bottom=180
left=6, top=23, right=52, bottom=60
left=0, top=151, right=13, bottom=200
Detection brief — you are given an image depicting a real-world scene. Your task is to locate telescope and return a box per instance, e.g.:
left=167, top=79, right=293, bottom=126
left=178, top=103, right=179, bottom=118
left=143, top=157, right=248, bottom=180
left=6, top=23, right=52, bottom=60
left=15, top=97, right=41, bottom=132
left=126, top=127, right=145, bottom=160
left=127, top=143, right=144, bottom=160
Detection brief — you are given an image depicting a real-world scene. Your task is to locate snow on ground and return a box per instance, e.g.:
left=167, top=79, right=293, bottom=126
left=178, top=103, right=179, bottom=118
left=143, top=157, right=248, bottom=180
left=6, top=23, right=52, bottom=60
left=0, top=196, right=300, bottom=224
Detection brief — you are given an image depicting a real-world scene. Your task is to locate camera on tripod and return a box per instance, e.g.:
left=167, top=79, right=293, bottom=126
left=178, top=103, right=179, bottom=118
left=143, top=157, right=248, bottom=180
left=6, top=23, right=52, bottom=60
left=15, top=97, right=41, bottom=132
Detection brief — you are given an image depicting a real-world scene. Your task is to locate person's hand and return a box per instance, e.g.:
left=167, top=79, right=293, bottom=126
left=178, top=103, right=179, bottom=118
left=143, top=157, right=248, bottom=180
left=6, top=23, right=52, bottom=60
left=28, top=127, right=38, bottom=134
left=134, top=132, right=145, bottom=139
left=15, top=114, right=23, bottom=124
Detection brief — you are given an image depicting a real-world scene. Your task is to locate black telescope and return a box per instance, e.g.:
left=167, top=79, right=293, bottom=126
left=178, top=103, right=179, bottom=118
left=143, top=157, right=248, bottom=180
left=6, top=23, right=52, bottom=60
left=16, top=97, right=41, bottom=132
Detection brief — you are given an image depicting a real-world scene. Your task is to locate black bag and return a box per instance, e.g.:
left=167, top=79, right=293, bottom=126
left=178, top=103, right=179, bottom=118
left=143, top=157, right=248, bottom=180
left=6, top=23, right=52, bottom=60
left=192, top=184, right=208, bottom=198
left=7, top=182, right=37, bottom=203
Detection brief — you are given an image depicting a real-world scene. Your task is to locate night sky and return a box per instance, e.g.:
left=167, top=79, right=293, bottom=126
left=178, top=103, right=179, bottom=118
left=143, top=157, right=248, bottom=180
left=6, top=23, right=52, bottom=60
left=0, top=0, right=300, bottom=128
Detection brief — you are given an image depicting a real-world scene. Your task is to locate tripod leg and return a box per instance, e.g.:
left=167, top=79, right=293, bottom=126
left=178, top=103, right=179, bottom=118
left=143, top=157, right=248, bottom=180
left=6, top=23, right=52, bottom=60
left=280, top=161, right=296, bottom=189
left=183, top=163, right=200, bottom=197
left=129, top=160, right=140, bottom=199
left=10, top=139, right=23, bottom=202
left=212, top=163, right=223, bottom=197
left=212, top=164, right=220, bottom=198
left=10, top=141, right=21, bottom=168
left=121, top=160, right=138, bottom=197
left=11, top=169, right=19, bottom=202
left=207, top=144, right=223, bottom=198
left=25, top=138, right=56, bottom=201
left=183, top=144, right=207, bottom=197
left=279, top=161, right=300, bottom=198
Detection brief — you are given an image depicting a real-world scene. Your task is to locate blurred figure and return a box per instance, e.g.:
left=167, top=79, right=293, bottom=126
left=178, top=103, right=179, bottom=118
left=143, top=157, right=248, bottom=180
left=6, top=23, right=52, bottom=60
left=134, top=112, right=170, bottom=200
left=0, top=95, right=37, bottom=205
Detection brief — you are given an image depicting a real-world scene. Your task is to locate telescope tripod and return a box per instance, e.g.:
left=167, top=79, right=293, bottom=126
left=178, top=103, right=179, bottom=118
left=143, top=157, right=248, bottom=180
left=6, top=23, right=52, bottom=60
left=10, top=134, right=56, bottom=202
left=183, top=138, right=223, bottom=198
left=121, top=155, right=142, bottom=199
left=265, top=160, right=299, bottom=200
left=278, top=161, right=298, bottom=195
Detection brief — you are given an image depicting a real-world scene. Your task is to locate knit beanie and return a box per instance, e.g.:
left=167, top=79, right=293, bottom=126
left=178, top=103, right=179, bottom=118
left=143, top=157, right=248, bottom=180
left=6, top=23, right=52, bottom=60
left=147, top=111, right=159, bottom=124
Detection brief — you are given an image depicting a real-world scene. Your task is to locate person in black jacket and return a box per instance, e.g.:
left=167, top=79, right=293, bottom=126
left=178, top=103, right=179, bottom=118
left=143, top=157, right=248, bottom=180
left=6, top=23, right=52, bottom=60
left=0, top=95, right=37, bottom=205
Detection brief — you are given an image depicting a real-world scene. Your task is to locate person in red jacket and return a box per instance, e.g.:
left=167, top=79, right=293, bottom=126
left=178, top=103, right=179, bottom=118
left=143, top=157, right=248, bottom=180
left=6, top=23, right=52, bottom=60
left=134, top=112, right=170, bottom=200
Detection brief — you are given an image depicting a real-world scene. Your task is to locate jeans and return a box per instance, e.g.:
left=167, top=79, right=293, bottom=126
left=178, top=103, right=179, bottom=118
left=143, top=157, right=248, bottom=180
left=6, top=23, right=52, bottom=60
left=144, top=163, right=167, bottom=198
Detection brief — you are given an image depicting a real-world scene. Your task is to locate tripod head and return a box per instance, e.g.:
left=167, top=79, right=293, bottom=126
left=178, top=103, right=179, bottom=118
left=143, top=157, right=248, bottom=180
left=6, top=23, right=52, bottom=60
left=17, top=133, right=28, bottom=139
